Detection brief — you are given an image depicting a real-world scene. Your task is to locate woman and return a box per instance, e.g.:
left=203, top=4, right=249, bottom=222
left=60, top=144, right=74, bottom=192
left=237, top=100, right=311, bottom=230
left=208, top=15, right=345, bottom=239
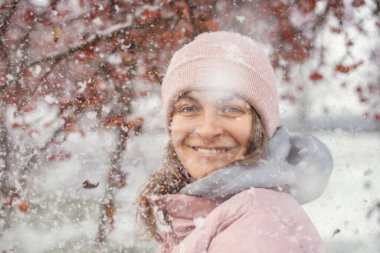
left=137, top=31, right=333, bottom=253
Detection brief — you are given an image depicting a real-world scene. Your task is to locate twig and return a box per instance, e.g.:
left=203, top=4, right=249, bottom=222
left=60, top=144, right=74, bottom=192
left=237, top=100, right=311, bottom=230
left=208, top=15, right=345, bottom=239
left=95, top=57, right=135, bottom=245
left=0, top=0, right=18, bottom=70
left=0, top=109, right=12, bottom=233
left=3, top=0, right=61, bottom=99
left=184, top=0, right=199, bottom=37
left=27, top=16, right=173, bottom=69
left=0, top=0, right=19, bottom=36
left=96, top=126, right=128, bottom=245
left=18, top=104, right=84, bottom=187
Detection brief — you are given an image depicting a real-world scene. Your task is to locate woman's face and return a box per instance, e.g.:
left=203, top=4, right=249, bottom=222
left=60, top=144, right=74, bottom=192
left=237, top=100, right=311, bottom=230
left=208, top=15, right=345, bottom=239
left=170, top=90, right=253, bottom=179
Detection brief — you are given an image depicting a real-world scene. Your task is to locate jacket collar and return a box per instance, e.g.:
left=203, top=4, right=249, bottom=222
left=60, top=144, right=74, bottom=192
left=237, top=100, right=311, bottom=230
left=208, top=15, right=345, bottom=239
left=179, top=126, right=333, bottom=204
left=154, top=193, right=219, bottom=220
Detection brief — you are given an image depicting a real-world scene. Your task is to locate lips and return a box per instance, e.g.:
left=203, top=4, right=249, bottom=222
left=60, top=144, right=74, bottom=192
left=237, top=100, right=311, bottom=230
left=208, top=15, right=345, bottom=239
left=189, top=146, right=233, bottom=154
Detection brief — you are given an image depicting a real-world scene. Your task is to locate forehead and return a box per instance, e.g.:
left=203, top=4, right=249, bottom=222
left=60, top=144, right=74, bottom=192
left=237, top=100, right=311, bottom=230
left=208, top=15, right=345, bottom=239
left=177, top=90, right=247, bottom=103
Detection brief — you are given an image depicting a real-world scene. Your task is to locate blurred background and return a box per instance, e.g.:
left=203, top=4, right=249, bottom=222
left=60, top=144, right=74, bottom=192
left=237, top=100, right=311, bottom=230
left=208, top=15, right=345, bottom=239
left=0, top=0, right=379, bottom=252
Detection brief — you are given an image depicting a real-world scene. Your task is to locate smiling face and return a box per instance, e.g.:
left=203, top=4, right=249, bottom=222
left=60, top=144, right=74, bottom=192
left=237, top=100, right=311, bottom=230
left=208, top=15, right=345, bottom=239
left=170, top=90, right=254, bottom=179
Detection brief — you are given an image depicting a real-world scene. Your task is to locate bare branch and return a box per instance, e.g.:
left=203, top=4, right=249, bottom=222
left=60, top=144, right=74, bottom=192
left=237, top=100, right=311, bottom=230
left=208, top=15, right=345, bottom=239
left=2, top=0, right=61, bottom=98
left=0, top=113, right=10, bottom=197
left=374, top=0, right=380, bottom=16
left=27, top=17, right=173, bottom=69
left=0, top=0, right=19, bottom=36
left=183, top=0, right=199, bottom=37
left=17, top=58, right=61, bottom=111
left=95, top=58, right=136, bottom=244
left=0, top=108, right=12, bottom=233
left=96, top=127, right=128, bottom=245
left=18, top=104, right=84, bottom=187
left=1, top=15, right=174, bottom=97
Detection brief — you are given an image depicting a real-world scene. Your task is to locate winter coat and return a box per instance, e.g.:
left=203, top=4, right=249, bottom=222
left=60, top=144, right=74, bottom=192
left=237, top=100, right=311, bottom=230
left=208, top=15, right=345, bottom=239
left=153, top=126, right=332, bottom=253
left=155, top=189, right=325, bottom=253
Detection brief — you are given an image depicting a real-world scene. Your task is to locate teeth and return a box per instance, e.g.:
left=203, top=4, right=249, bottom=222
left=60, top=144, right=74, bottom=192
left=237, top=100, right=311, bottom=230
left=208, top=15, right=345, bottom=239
left=193, top=147, right=228, bottom=154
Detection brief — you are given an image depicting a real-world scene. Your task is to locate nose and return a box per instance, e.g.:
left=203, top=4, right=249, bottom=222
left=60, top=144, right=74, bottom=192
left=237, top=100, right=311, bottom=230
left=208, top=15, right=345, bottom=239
left=194, top=113, right=223, bottom=142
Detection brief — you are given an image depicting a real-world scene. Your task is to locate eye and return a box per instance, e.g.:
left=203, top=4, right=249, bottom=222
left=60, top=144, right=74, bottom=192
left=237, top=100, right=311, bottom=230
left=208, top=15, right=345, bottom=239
left=221, top=106, right=244, bottom=115
left=178, top=105, right=199, bottom=115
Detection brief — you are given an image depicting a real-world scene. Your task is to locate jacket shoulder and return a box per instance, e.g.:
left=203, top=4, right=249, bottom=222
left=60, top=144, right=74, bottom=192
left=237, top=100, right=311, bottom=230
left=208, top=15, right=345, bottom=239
left=221, top=188, right=301, bottom=216
left=170, top=189, right=324, bottom=253
left=206, top=188, right=324, bottom=253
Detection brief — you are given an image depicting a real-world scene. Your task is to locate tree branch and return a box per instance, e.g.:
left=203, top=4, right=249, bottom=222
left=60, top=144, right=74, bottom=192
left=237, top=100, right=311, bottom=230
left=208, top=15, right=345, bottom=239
left=0, top=108, right=12, bottom=233
left=7, top=16, right=172, bottom=91
left=0, top=0, right=19, bottom=36
left=96, top=126, right=128, bottom=245
left=32, top=16, right=171, bottom=65
left=183, top=0, right=199, bottom=37
left=2, top=0, right=61, bottom=99
left=18, top=104, right=84, bottom=187
left=0, top=114, right=10, bottom=197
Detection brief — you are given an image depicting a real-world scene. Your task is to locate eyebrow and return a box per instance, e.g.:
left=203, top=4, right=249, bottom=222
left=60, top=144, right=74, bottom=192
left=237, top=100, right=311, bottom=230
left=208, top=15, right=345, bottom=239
left=216, top=94, right=243, bottom=103
left=176, top=94, right=198, bottom=103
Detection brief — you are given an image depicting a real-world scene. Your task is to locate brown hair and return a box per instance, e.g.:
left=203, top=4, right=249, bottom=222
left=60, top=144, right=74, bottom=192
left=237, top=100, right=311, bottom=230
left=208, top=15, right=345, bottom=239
left=136, top=111, right=268, bottom=241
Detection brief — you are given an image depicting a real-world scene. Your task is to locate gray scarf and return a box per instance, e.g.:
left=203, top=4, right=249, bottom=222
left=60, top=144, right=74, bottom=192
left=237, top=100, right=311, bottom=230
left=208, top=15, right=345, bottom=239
left=180, top=126, right=333, bottom=204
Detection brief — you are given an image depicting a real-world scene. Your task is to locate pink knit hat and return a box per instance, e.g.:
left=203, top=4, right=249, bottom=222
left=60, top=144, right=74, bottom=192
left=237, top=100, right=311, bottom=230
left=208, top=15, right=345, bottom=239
left=161, top=31, right=279, bottom=138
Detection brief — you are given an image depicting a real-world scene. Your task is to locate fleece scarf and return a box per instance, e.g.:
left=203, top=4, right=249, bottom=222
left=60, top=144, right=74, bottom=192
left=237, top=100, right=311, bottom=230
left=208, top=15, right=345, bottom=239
left=180, top=126, right=333, bottom=204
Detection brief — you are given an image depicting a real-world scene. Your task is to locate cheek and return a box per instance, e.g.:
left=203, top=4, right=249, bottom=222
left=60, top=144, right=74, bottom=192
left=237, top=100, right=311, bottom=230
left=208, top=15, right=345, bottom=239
left=231, top=117, right=253, bottom=147
left=170, top=116, right=192, bottom=145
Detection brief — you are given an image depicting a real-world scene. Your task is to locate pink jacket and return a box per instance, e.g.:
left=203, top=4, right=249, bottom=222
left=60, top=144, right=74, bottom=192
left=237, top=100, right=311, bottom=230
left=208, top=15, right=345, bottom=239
left=155, top=188, right=325, bottom=253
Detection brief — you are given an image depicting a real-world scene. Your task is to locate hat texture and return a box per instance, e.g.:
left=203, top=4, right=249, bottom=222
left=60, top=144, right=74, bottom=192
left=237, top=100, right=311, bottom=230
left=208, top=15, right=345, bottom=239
left=161, top=31, right=279, bottom=138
